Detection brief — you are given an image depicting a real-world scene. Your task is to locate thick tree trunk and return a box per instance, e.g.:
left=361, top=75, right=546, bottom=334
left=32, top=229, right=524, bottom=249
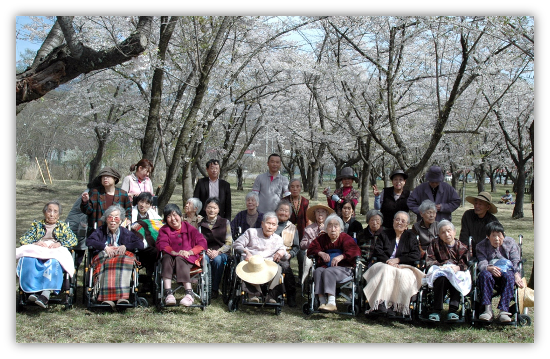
left=512, top=167, right=526, bottom=219
left=181, top=162, right=194, bottom=206
left=87, top=130, right=108, bottom=183
left=236, top=166, right=244, bottom=191
left=359, top=161, right=370, bottom=215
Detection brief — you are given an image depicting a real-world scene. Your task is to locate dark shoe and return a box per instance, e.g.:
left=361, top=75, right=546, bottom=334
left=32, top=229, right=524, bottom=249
left=287, top=296, right=297, bottom=308
left=34, top=295, right=49, bottom=308
left=211, top=291, right=219, bottom=300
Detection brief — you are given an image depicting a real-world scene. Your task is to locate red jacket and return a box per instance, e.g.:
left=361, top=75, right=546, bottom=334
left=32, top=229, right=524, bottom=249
left=307, top=232, right=361, bottom=268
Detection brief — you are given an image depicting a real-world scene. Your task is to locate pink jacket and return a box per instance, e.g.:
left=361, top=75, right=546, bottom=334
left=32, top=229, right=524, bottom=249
left=156, top=222, right=207, bottom=264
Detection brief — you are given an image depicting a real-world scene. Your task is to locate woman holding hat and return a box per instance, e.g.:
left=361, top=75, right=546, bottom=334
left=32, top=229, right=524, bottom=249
left=307, top=213, right=361, bottom=312
left=233, top=212, right=287, bottom=303
left=458, top=191, right=499, bottom=254
left=373, top=169, right=410, bottom=230
left=81, top=166, right=132, bottom=237
left=322, top=167, right=360, bottom=217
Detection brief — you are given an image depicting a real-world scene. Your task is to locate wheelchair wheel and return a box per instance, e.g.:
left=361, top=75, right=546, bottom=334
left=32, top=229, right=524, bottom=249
left=302, top=302, right=311, bottom=315
left=228, top=298, right=238, bottom=312
left=275, top=305, right=282, bottom=316
left=519, top=314, right=532, bottom=327
left=16, top=292, right=24, bottom=313
left=138, top=297, right=149, bottom=308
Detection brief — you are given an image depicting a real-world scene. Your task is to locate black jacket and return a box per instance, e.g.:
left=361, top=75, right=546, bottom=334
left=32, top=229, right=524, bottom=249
left=193, top=177, right=232, bottom=220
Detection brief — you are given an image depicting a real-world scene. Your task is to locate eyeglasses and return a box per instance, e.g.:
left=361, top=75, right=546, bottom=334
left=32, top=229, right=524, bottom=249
left=107, top=215, right=121, bottom=222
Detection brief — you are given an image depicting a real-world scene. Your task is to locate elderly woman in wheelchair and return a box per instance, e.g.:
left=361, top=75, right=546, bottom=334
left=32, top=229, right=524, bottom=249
left=306, top=213, right=361, bottom=312
left=475, top=221, right=525, bottom=323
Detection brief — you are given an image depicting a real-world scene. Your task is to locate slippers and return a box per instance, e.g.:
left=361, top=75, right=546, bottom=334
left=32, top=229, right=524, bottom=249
left=117, top=299, right=130, bottom=305
left=428, top=313, right=440, bottom=322
left=447, top=312, right=459, bottom=321
left=101, top=300, right=116, bottom=309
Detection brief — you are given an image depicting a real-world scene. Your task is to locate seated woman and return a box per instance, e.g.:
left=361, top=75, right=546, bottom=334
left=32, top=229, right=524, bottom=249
left=300, top=204, right=334, bottom=286
left=307, top=214, right=361, bottom=312
left=199, top=197, right=232, bottom=300
left=340, top=198, right=363, bottom=238
left=121, top=158, right=155, bottom=202
left=86, top=204, right=144, bottom=307
left=273, top=200, right=300, bottom=307
left=230, top=191, right=264, bottom=239
left=476, top=221, right=524, bottom=323
left=156, top=203, right=207, bottom=307
left=357, top=209, right=389, bottom=267
left=16, top=200, right=77, bottom=308
left=424, top=220, right=470, bottom=322
left=411, top=199, right=438, bottom=255
left=233, top=212, right=287, bottom=303
left=131, top=191, right=161, bottom=223
left=183, top=197, right=203, bottom=229
left=363, top=211, right=423, bottom=316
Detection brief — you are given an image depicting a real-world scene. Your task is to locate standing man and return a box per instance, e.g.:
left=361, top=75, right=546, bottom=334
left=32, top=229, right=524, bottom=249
left=193, top=159, right=232, bottom=220
left=253, top=153, right=289, bottom=214
left=407, top=165, right=460, bottom=222
left=459, top=191, right=499, bottom=255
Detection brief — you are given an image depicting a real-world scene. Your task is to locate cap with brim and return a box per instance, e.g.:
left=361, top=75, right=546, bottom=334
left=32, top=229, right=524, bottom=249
left=390, top=169, right=408, bottom=180
left=235, top=255, right=279, bottom=285
left=335, top=167, right=359, bottom=183
left=466, top=191, right=498, bottom=214
left=425, top=166, right=444, bottom=183
left=97, top=166, right=121, bottom=184
left=517, top=277, right=534, bottom=313
left=306, top=204, right=334, bottom=223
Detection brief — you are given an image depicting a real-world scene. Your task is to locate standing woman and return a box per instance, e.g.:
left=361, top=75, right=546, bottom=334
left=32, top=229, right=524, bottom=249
left=373, top=169, right=410, bottom=230
left=199, top=197, right=232, bottom=300
left=121, top=159, right=155, bottom=201
left=322, top=167, right=360, bottom=217
left=282, top=178, right=311, bottom=282
left=81, top=167, right=132, bottom=237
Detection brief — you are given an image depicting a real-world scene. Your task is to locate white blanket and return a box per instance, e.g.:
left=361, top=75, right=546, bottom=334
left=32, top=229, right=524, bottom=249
left=422, top=264, right=471, bottom=296
left=363, top=262, right=425, bottom=315
left=16, top=245, right=75, bottom=277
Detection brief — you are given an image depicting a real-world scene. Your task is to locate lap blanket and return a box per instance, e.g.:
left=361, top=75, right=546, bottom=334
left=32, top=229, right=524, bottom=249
left=423, top=264, right=472, bottom=296
left=363, top=262, right=425, bottom=315
left=91, top=251, right=137, bottom=302
left=16, top=257, right=63, bottom=294
left=16, top=244, right=75, bottom=277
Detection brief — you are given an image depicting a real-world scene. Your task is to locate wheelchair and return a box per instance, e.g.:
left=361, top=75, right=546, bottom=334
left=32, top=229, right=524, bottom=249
left=226, top=252, right=286, bottom=315
left=415, top=263, right=473, bottom=324
left=82, top=246, right=148, bottom=311
left=302, top=255, right=364, bottom=317
left=362, top=253, right=422, bottom=322
left=468, top=235, right=531, bottom=327
left=153, top=250, right=211, bottom=311
left=221, top=247, right=238, bottom=305
left=16, top=248, right=78, bottom=311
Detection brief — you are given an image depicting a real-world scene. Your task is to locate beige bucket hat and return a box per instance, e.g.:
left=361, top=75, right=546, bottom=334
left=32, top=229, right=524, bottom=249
left=466, top=191, right=498, bottom=214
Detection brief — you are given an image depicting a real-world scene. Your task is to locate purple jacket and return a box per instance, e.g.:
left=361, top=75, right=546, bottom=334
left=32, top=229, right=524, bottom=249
left=407, top=181, right=460, bottom=222
left=86, top=224, right=144, bottom=257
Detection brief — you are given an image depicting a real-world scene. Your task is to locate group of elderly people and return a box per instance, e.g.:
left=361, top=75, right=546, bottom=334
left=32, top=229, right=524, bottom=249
left=16, top=163, right=527, bottom=323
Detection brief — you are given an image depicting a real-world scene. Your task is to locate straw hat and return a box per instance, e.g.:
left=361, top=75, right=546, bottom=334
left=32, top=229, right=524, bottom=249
left=466, top=191, right=498, bottom=214
left=235, top=255, right=279, bottom=285
left=518, top=277, right=534, bottom=313
left=306, top=204, right=334, bottom=223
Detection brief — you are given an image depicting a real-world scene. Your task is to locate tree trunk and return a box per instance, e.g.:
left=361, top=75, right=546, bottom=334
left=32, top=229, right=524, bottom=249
left=236, top=166, right=244, bottom=191
left=359, top=161, right=370, bottom=215
left=87, top=131, right=108, bottom=184
left=512, top=167, right=526, bottom=219
left=181, top=162, right=194, bottom=206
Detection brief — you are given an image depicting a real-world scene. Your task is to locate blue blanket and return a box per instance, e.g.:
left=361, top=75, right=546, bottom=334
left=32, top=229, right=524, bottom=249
left=16, top=257, right=63, bottom=294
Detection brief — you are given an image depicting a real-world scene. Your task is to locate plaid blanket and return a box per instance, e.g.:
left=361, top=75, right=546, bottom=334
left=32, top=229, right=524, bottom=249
left=91, top=251, right=137, bottom=301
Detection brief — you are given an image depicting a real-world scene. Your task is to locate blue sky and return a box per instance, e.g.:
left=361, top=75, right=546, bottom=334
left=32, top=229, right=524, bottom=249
left=16, top=16, right=51, bottom=63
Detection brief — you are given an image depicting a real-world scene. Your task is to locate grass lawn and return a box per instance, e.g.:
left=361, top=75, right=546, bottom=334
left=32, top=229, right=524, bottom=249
left=15, top=176, right=535, bottom=344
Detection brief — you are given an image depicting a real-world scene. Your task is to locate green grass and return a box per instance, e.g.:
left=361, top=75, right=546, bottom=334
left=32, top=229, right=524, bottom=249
left=15, top=177, right=534, bottom=343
